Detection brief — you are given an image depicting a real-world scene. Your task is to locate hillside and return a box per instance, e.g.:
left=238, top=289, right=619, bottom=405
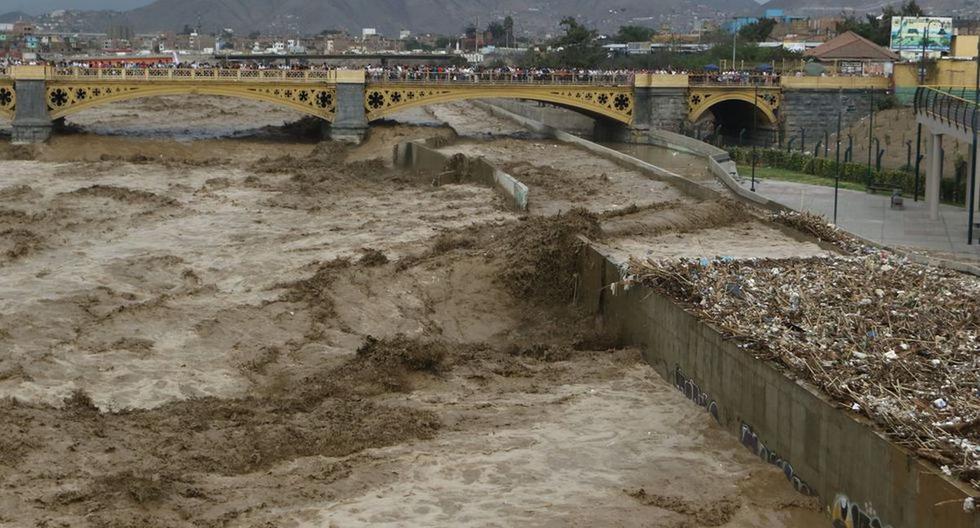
left=760, top=0, right=980, bottom=17
left=0, top=10, right=29, bottom=23
left=112, top=0, right=759, bottom=36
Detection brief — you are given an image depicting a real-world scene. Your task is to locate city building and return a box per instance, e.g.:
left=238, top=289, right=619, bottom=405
left=804, top=31, right=900, bottom=75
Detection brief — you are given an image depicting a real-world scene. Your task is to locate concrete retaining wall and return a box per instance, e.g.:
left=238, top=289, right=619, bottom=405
left=484, top=98, right=595, bottom=136
left=478, top=99, right=980, bottom=276
left=467, top=102, right=980, bottom=524
left=394, top=139, right=529, bottom=212
left=473, top=101, right=719, bottom=202
left=576, top=244, right=980, bottom=528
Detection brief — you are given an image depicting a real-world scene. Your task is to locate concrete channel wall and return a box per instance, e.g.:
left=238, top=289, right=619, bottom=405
left=460, top=101, right=980, bottom=526
left=576, top=245, right=979, bottom=528
left=393, top=138, right=529, bottom=212
left=483, top=98, right=595, bottom=136
left=477, top=99, right=980, bottom=276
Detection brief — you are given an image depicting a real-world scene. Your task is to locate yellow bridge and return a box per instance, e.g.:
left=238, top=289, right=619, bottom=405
left=0, top=65, right=890, bottom=144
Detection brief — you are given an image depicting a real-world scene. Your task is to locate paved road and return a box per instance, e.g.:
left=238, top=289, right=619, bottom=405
left=750, top=179, right=980, bottom=262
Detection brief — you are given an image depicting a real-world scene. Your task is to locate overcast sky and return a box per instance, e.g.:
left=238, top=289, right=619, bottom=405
left=0, top=0, right=154, bottom=14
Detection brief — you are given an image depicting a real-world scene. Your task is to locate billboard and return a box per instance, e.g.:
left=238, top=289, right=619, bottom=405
left=890, top=17, right=953, bottom=60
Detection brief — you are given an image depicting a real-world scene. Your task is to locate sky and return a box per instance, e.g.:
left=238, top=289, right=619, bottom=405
left=0, top=0, right=154, bottom=14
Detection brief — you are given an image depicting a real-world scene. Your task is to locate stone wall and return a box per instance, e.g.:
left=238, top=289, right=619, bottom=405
left=780, top=89, right=874, bottom=147
left=638, top=87, right=689, bottom=132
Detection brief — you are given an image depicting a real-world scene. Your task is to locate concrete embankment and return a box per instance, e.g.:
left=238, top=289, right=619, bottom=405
left=575, top=245, right=978, bottom=528
left=475, top=99, right=980, bottom=277
left=422, top=106, right=980, bottom=528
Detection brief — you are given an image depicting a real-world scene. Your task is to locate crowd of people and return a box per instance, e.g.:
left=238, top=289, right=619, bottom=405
left=0, top=58, right=797, bottom=86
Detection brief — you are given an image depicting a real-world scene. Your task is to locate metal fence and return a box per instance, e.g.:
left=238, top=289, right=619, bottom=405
left=688, top=73, right=781, bottom=87
left=49, top=67, right=338, bottom=82
left=914, top=86, right=979, bottom=133
left=366, top=71, right=634, bottom=86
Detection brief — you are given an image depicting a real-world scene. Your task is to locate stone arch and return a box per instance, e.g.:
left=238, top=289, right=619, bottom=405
left=44, top=83, right=337, bottom=121
left=689, top=92, right=780, bottom=144
left=689, top=92, right=778, bottom=125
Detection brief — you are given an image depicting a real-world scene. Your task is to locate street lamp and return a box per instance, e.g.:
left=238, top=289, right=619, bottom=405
left=751, top=81, right=758, bottom=192
left=968, top=37, right=979, bottom=244
left=834, top=89, right=842, bottom=224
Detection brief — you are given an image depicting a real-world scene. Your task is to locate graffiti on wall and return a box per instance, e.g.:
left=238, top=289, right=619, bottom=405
left=673, top=365, right=720, bottom=423
left=831, top=495, right=893, bottom=528
left=739, top=423, right=814, bottom=496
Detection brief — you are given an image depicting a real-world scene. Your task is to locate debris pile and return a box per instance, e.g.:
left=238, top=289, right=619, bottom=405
left=770, top=210, right=868, bottom=254
left=628, top=253, right=980, bottom=489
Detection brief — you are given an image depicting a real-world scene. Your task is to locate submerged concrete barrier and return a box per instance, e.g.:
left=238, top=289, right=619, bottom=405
left=393, top=138, right=529, bottom=212
left=575, top=244, right=979, bottom=528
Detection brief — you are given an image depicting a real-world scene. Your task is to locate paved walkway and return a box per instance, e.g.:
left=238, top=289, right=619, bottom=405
left=750, top=179, right=980, bottom=262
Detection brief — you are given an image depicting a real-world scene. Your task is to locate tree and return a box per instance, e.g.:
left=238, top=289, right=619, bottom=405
left=614, top=25, right=656, bottom=43
left=900, top=0, right=924, bottom=17
left=503, top=16, right=515, bottom=46
left=836, top=1, right=925, bottom=46
left=434, top=36, right=451, bottom=49
left=551, top=17, right=605, bottom=68
left=403, top=37, right=433, bottom=51
left=486, top=21, right=506, bottom=43
left=180, top=24, right=194, bottom=35
left=738, top=18, right=777, bottom=42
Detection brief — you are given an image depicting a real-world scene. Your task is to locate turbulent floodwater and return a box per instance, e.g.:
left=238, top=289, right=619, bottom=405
left=0, top=96, right=829, bottom=527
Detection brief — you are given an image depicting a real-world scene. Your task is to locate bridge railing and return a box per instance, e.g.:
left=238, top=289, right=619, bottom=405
left=915, top=86, right=979, bottom=133
left=689, top=73, right=781, bottom=87
left=50, top=67, right=338, bottom=82
left=366, top=71, right=634, bottom=86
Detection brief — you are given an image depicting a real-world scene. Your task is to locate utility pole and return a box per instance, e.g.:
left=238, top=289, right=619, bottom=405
left=732, top=30, right=737, bottom=69
left=867, top=88, right=875, bottom=187
left=920, top=19, right=929, bottom=84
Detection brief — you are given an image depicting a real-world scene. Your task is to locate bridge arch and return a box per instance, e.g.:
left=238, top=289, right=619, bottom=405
left=363, top=84, right=635, bottom=125
left=689, top=92, right=778, bottom=125
left=44, top=83, right=337, bottom=121
left=689, top=91, right=780, bottom=144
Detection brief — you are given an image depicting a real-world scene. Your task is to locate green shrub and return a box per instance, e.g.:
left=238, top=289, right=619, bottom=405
left=729, top=147, right=923, bottom=198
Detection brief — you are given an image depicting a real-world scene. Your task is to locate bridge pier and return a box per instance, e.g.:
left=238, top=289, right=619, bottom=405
left=328, top=70, right=369, bottom=144
left=632, top=75, right=689, bottom=133
left=10, top=67, right=52, bottom=144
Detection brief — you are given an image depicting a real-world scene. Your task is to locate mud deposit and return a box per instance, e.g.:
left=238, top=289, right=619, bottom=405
left=0, top=100, right=829, bottom=527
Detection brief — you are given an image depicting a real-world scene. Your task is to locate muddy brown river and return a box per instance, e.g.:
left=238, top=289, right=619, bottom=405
left=0, top=96, right=829, bottom=527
